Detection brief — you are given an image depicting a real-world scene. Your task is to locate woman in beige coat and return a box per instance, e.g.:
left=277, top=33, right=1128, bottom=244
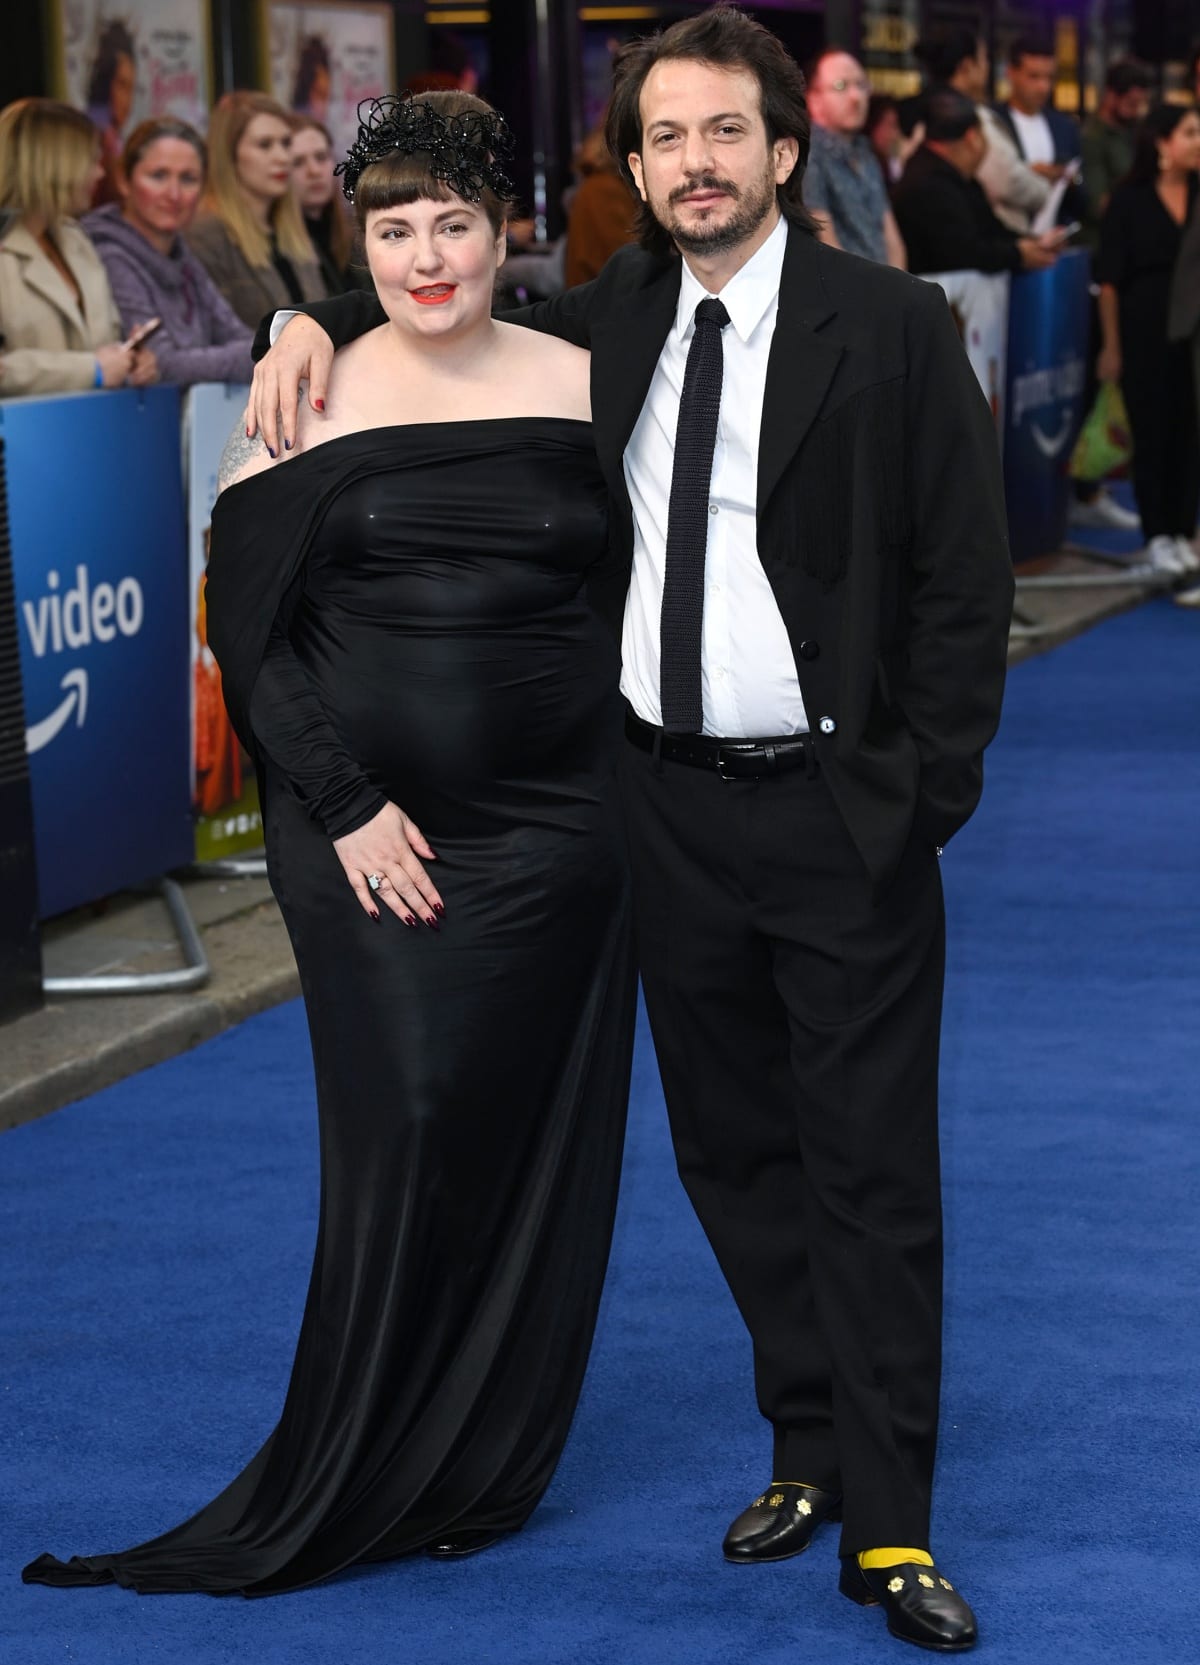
left=186, top=92, right=328, bottom=332
left=0, top=99, right=156, bottom=397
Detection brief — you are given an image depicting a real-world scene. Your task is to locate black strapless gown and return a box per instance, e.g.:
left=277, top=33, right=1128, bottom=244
left=23, top=419, right=637, bottom=1596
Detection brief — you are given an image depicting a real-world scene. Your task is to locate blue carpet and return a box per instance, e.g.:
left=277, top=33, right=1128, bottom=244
left=2, top=599, right=1198, bottom=1664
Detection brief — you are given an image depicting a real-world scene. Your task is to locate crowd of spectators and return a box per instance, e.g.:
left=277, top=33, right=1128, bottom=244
left=794, top=29, right=1200, bottom=588
left=0, top=87, right=369, bottom=401
left=0, top=31, right=1197, bottom=591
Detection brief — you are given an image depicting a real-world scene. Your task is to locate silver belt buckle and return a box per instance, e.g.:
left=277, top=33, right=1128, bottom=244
left=715, top=744, right=756, bottom=781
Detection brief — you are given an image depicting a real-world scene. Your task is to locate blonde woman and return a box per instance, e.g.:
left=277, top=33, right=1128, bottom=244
left=186, top=91, right=327, bottom=331
left=0, top=98, right=157, bottom=397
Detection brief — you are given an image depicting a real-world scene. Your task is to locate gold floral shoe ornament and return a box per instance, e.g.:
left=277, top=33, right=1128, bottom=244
left=840, top=1558, right=978, bottom=1653
left=722, top=1481, right=843, bottom=1564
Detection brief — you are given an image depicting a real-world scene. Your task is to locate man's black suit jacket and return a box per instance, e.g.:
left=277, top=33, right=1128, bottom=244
left=992, top=101, right=1080, bottom=167
left=253, top=222, right=1014, bottom=892
left=893, top=146, right=1023, bottom=275
left=992, top=103, right=1086, bottom=224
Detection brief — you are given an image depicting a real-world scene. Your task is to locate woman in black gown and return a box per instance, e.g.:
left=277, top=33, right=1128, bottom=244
left=24, top=93, right=636, bottom=1597
left=1096, top=103, right=1200, bottom=569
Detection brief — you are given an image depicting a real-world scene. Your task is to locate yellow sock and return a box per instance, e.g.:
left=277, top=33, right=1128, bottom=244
left=858, top=1547, right=934, bottom=1570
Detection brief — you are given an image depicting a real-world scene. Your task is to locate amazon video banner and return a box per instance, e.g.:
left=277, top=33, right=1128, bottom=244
left=1003, top=250, right=1091, bottom=564
left=183, top=383, right=261, bottom=862
left=2, top=388, right=192, bottom=919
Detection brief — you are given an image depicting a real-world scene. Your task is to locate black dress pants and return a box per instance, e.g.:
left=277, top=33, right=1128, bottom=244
left=618, top=736, right=946, bottom=1555
left=1121, top=328, right=1200, bottom=539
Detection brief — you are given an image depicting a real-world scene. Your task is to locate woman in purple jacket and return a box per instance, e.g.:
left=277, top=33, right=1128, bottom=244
left=84, top=118, right=253, bottom=386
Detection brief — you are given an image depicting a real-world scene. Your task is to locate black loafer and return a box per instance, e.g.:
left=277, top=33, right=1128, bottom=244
left=426, top=1530, right=501, bottom=1559
left=839, top=1558, right=978, bottom=1652
left=723, top=1481, right=842, bottom=1563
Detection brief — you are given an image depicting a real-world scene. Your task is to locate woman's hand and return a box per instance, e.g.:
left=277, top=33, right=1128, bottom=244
left=333, top=801, right=444, bottom=928
left=127, top=346, right=159, bottom=386
left=245, top=315, right=334, bottom=457
left=1096, top=343, right=1122, bottom=384
left=94, top=341, right=137, bottom=387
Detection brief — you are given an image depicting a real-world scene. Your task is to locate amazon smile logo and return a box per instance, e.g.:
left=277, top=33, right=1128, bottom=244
left=1011, top=356, right=1087, bottom=457
left=21, top=564, right=145, bottom=755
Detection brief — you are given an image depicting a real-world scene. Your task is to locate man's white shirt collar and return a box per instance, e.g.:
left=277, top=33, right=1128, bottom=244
left=674, top=212, right=788, bottom=346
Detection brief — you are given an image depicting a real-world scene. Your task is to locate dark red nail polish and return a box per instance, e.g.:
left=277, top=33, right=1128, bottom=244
left=433, top=903, right=445, bottom=916
left=314, top=398, right=325, bottom=411
left=245, top=427, right=252, bottom=439
left=426, top=917, right=439, bottom=931
left=371, top=909, right=380, bottom=921
left=404, top=914, right=417, bottom=928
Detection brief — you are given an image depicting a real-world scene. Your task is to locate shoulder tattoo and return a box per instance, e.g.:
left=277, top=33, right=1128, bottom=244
left=217, top=419, right=265, bottom=495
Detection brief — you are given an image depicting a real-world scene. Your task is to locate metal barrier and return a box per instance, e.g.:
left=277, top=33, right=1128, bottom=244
left=42, top=876, right=210, bottom=996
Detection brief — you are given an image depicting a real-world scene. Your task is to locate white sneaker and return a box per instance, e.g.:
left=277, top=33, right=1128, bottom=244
left=1146, top=534, right=1187, bottom=574
left=1172, top=536, right=1200, bottom=573
left=1068, top=489, right=1142, bottom=531
left=1173, top=579, right=1200, bottom=607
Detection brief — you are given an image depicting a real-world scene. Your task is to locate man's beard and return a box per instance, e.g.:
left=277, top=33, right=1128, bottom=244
left=657, top=163, right=778, bottom=257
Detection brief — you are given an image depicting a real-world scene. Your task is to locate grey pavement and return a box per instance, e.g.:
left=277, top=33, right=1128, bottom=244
left=0, top=546, right=1172, bottom=1133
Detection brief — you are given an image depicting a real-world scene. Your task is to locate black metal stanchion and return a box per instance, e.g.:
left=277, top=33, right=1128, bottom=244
left=0, top=436, right=44, bottom=1022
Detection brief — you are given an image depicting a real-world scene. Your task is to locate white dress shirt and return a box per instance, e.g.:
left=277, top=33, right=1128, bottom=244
left=620, top=214, right=809, bottom=738
left=1009, top=107, right=1056, bottom=166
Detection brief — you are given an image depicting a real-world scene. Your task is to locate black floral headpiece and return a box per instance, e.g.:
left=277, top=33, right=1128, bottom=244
left=335, top=95, right=518, bottom=205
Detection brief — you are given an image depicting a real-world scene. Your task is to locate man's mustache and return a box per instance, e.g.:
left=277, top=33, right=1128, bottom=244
left=669, top=175, right=738, bottom=205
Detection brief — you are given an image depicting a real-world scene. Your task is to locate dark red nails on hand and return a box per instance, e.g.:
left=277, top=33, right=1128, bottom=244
left=433, top=903, right=445, bottom=917
left=404, top=914, right=417, bottom=928
left=314, top=398, right=325, bottom=411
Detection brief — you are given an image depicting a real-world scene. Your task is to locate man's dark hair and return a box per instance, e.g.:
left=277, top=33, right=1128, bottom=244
left=924, top=87, right=982, bottom=144
left=1105, top=57, right=1151, bottom=97
left=915, top=27, right=981, bottom=87
left=1104, top=57, right=1154, bottom=97
left=605, top=1, right=818, bottom=258
left=1009, top=35, right=1055, bottom=67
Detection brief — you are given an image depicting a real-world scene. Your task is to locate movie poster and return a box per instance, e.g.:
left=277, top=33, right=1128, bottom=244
left=263, top=1, right=395, bottom=165
left=182, top=384, right=263, bottom=863
left=54, top=0, right=211, bottom=134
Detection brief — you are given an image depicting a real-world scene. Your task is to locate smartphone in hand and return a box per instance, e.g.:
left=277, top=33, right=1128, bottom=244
left=123, top=316, right=163, bottom=351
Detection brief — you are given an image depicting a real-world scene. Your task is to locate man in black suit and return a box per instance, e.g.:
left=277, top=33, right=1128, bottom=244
left=992, top=34, right=1084, bottom=224
left=246, top=7, right=1012, bottom=1651
left=894, top=89, right=1063, bottom=277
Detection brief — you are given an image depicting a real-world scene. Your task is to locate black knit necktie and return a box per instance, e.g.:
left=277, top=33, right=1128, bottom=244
left=660, top=297, right=730, bottom=733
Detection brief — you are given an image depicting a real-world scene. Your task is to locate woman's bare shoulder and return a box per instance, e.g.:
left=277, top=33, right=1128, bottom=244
left=503, top=321, right=589, bottom=371
left=498, top=321, right=591, bottom=416
left=217, top=330, right=387, bottom=491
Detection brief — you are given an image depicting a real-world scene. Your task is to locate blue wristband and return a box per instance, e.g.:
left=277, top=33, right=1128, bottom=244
left=93, top=359, right=104, bottom=388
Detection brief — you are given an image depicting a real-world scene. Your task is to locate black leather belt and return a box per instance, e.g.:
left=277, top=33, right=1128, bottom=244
left=624, top=710, right=817, bottom=780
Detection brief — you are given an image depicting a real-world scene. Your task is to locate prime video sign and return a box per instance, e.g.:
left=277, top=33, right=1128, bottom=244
left=1002, top=251, right=1092, bottom=562
left=1010, top=356, right=1087, bottom=454
left=22, top=565, right=145, bottom=752
left=2, top=387, right=193, bottom=919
